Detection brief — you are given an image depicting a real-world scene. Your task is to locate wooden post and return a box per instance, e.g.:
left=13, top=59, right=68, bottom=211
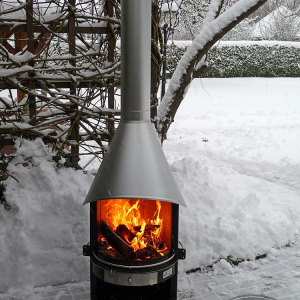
left=15, top=32, right=28, bottom=111
left=34, top=33, right=51, bottom=56
left=26, top=0, right=36, bottom=124
left=68, top=0, right=80, bottom=168
left=1, top=32, right=17, bottom=55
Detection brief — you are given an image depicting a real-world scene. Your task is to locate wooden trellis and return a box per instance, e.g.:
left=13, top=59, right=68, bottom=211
left=0, top=0, right=162, bottom=168
left=0, top=0, right=120, bottom=168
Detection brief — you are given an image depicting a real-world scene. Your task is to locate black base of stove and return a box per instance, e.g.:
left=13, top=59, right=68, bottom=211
left=91, top=278, right=177, bottom=300
left=90, top=262, right=178, bottom=300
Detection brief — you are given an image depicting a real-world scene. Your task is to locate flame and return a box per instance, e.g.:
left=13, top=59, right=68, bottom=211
left=102, top=200, right=166, bottom=256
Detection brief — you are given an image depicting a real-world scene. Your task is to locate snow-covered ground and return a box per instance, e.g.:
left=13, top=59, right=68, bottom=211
left=1, top=78, right=300, bottom=296
left=163, top=78, right=300, bottom=273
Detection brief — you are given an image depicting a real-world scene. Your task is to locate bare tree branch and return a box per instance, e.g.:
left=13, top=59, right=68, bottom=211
left=157, top=0, right=269, bottom=143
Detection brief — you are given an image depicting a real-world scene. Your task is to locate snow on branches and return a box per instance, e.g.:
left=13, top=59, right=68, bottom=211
left=157, top=0, right=268, bottom=142
left=0, top=0, right=121, bottom=164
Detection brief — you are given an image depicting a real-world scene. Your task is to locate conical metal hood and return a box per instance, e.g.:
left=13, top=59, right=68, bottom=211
left=83, top=121, right=186, bottom=206
left=83, top=0, right=186, bottom=207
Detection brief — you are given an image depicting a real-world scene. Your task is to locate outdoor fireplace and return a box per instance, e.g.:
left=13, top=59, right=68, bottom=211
left=85, top=199, right=184, bottom=300
left=83, top=0, right=186, bottom=299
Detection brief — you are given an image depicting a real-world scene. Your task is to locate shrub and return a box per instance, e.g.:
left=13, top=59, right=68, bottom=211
left=167, top=41, right=300, bottom=78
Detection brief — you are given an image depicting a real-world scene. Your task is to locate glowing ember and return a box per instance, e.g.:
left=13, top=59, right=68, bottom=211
left=98, top=200, right=169, bottom=261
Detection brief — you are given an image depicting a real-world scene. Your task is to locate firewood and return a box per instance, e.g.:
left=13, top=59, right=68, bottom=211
left=144, top=235, right=154, bottom=246
left=158, top=249, right=170, bottom=257
left=136, top=246, right=159, bottom=260
left=148, top=246, right=160, bottom=258
left=136, top=248, right=151, bottom=260
left=99, top=220, right=136, bottom=261
left=156, top=241, right=166, bottom=250
left=98, top=248, right=123, bottom=260
left=133, top=224, right=160, bottom=233
left=116, top=224, right=136, bottom=243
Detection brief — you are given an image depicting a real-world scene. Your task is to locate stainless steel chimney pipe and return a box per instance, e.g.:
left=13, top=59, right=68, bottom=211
left=121, top=0, right=151, bottom=122
left=83, top=0, right=186, bottom=207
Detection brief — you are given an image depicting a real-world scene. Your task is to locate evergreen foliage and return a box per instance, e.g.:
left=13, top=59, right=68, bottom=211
left=167, top=42, right=300, bottom=77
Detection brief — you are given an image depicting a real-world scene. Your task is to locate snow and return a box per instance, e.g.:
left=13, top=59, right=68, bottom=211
left=158, top=0, right=266, bottom=121
left=202, top=0, right=223, bottom=28
left=39, top=12, right=65, bottom=23
left=0, top=123, right=33, bottom=129
left=172, top=40, right=300, bottom=48
left=162, top=2, right=179, bottom=13
left=213, top=259, right=236, bottom=275
left=163, top=78, right=300, bottom=273
left=1, top=78, right=300, bottom=294
left=0, top=65, right=33, bottom=78
left=0, top=138, right=93, bottom=293
left=77, top=21, right=107, bottom=28
left=0, top=96, right=12, bottom=109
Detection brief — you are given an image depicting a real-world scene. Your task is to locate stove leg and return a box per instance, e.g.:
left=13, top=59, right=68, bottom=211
left=90, top=260, right=98, bottom=300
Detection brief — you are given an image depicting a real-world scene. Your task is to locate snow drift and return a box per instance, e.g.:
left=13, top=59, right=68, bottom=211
left=0, top=139, right=93, bottom=292
left=1, top=78, right=300, bottom=292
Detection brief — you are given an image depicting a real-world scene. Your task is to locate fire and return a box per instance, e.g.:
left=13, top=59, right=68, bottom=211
left=99, top=199, right=168, bottom=260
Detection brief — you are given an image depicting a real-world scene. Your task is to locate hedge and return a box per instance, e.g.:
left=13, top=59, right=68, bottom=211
left=167, top=41, right=300, bottom=78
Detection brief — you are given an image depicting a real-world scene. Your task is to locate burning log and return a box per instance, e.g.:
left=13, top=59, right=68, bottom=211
left=99, top=248, right=123, bottom=260
left=136, top=246, right=160, bottom=260
left=136, top=248, right=151, bottom=260
left=158, top=249, right=170, bottom=257
left=133, top=224, right=160, bottom=233
left=157, top=241, right=166, bottom=250
left=148, top=246, right=160, bottom=258
left=116, top=224, right=136, bottom=243
left=144, top=235, right=154, bottom=246
left=99, top=220, right=136, bottom=261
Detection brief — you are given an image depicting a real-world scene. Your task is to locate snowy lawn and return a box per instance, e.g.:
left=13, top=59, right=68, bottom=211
left=164, top=78, right=300, bottom=273
left=1, top=78, right=300, bottom=293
